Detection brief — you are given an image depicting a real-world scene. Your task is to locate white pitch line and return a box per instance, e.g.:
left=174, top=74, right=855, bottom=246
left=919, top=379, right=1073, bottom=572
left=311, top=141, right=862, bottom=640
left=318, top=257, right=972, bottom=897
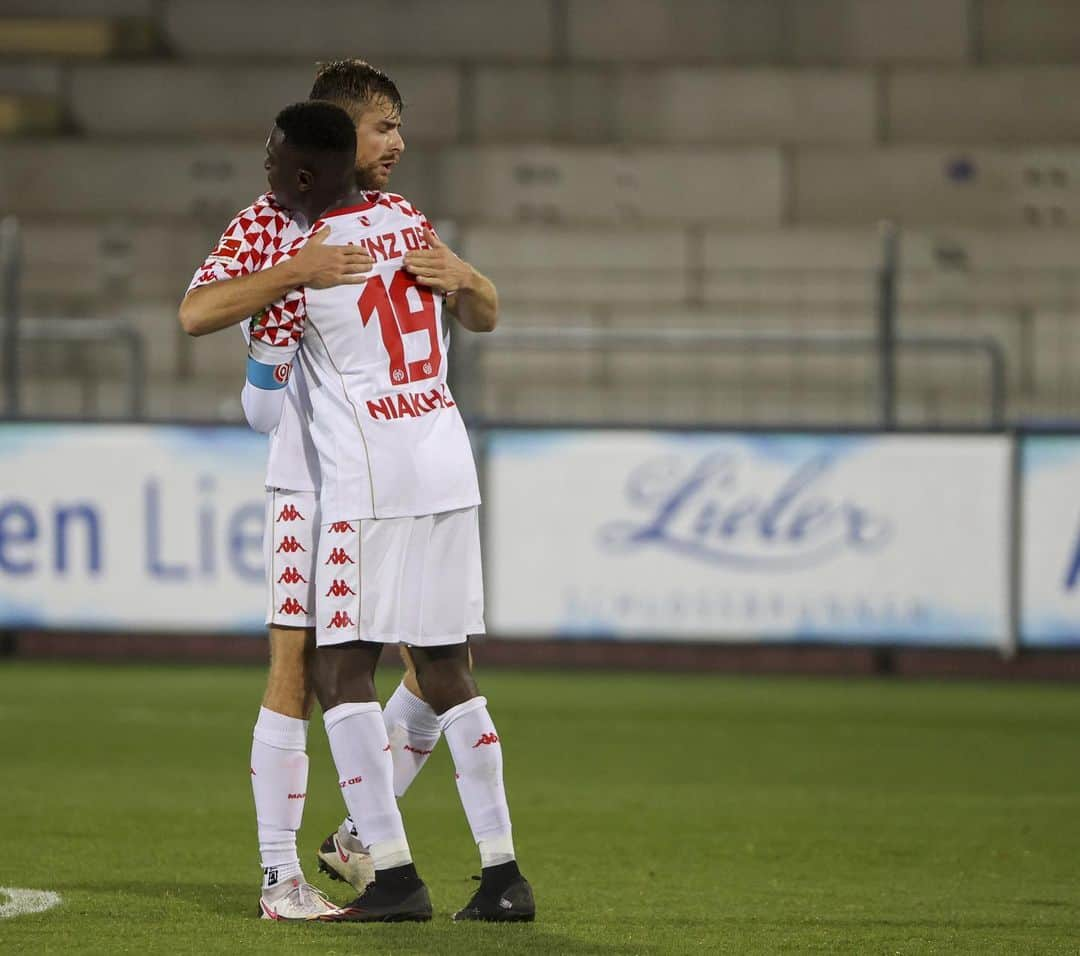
left=0, top=888, right=63, bottom=919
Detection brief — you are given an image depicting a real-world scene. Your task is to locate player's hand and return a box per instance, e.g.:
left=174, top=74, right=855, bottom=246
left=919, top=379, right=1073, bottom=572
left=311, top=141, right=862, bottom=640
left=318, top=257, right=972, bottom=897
left=403, top=228, right=475, bottom=295
left=293, top=226, right=375, bottom=289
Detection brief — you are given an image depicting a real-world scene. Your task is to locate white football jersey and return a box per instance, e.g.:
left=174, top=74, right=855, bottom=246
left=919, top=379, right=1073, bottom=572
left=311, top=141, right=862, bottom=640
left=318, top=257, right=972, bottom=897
left=247, top=192, right=481, bottom=523
left=188, top=193, right=319, bottom=493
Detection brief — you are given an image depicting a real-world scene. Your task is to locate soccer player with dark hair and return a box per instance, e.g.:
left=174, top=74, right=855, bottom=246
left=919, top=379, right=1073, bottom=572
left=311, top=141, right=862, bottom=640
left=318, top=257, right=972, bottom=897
left=244, top=96, right=533, bottom=924
left=179, top=62, right=513, bottom=922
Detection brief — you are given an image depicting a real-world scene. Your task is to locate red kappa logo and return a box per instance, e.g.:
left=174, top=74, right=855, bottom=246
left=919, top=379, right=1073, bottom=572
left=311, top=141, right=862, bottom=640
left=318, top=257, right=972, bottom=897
left=327, top=611, right=356, bottom=629
left=325, top=579, right=357, bottom=597
left=278, top=598, right=308, bottom=616
left=277, top=567, right=307, bottom=585
left=472, top=733, right=500, bottom=749
left=276, top=536, right=306, bottom=554
left=328, top=521, right=356, bottom=533
left=325, top=547, right=355, bottom=566
left=277, top=504, right=304, bottom=522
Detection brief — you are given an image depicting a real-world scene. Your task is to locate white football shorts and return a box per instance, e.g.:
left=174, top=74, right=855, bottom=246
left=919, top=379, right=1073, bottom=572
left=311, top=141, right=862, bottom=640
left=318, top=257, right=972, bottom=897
left=264, top=488, right=319, bottom=628
left=316, top=506, right=485, bottom=648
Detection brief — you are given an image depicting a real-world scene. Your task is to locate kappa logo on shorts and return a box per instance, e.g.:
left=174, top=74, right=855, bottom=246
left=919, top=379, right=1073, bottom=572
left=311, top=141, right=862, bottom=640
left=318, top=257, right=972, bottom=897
left=327, top=610, right=356, bottom=629
left=325, top=579, right=357, bottom=597
left=277, top=567, right=307, bottom=585
left=276, top=536, right=306, bottom=554
left=472, top=733, right=500, bottom=748
left=328, top=521, right=356, bottom=533
left=277, top=504, right=304, bottom=522
left=278, top=598, right=309, bottom=616
left=325, top=547, right=355, bottom=566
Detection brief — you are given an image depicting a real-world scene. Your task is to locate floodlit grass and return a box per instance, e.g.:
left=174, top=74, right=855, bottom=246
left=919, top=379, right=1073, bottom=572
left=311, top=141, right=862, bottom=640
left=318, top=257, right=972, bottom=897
left=0, top=661, right=1078, bottom=953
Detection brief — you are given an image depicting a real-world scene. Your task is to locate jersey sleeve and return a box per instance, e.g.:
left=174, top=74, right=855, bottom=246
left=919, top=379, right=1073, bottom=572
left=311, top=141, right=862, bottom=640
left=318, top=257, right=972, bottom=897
left=186, top=198, right=291, bottom=294
left=241, top=235, right=309, bottom=434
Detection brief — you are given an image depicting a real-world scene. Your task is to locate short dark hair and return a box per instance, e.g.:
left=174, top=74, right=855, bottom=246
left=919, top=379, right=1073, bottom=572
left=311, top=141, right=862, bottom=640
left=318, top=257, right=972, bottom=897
left=309, top=59, right=402, bottom=117
left=274, top=101, right=356, bottom=154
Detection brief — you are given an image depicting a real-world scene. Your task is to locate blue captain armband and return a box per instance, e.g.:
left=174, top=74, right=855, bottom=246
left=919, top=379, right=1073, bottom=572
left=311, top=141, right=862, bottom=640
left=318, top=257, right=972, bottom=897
left=246, top=356, right=292, bottom=390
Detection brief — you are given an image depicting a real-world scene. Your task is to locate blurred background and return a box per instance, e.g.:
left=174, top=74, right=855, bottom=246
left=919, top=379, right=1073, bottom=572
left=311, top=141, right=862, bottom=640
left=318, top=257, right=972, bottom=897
left=1, top=0, right=1079, bottom=666
left=2, top=5, right=1080, bottom=951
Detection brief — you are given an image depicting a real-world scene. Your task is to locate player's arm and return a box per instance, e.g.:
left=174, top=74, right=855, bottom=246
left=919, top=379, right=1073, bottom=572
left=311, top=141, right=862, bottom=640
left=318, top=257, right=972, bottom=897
left=403, top=227, right=498, bottom=333
left=241, top=332, right=299, bottom=433
left=179, top=227, right=373, bottom=337
left=240, top=288, right=307, bottom=434
left=241, top=355, right=290, bottom=433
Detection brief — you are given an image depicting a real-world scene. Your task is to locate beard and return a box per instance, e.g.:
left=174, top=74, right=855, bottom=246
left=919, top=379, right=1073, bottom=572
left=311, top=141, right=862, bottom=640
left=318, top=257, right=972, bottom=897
left=355, top=160, right=390, bottom=191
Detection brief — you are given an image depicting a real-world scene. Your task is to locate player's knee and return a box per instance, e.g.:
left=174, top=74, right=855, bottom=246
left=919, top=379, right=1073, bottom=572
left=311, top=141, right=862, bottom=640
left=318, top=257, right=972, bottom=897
left=312, top=643, right=380, bottom=710
left=411, top=646, right=477, bottom=714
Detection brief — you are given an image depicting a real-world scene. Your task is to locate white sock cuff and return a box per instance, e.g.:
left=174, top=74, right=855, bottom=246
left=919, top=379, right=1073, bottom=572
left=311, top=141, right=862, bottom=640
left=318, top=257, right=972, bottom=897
left=323, top=701, right=381, bottom=734
left=438, top=695, right=488, bottom=732
left=253, top=707, right=309, bottom=751
left=387, top=683, right=441, bottom=736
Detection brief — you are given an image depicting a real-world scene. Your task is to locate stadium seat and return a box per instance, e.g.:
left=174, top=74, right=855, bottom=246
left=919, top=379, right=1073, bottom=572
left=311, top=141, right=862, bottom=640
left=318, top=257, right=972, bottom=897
left=0, top=141, right=437, bottom=219
left=0, top=16, right=155, bottom=57
left=792, top=147, right=1080, bottom=226
left=0, top=94, right=62, bottom=136
left=67, top=63, right=460, bottom=144
left=472, top=66, right=877, bottom=146
left=460, top=225, right=692, bottom=305
left=440, top=146, right=784, bottom=225
left=565, top=0, right=967, bottom=65
left=888, top=68, right=1080, bottom=144
left=162, top=0, right=552, bottom=60
left=980, top=0, right=1080, bottom=64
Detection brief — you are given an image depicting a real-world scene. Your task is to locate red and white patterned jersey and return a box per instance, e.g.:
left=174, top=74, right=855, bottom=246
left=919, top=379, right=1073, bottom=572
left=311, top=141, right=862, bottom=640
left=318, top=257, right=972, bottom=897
left=246, top=192, right=481, bottom=522
left=189, top=193, right=319, bottom=493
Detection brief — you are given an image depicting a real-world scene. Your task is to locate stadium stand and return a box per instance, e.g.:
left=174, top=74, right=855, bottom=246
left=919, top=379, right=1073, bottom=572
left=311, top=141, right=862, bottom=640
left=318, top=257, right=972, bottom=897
left=4, top=0, right=1080, bottom=425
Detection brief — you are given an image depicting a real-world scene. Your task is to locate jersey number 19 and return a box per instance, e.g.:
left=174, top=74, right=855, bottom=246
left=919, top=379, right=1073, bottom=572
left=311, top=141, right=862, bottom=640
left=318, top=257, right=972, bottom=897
left=357, top=269, right=441, bottom=386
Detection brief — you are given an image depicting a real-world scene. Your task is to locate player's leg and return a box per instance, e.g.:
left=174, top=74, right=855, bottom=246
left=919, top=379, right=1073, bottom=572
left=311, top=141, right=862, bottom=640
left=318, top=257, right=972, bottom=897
left=408, top=642, right=533, bottom=922
left=322, top=644, right=455, bottom=876
left=381, top=645, right=444, bottom=794
left=313, top=640, right=432, bottom=922
left=254, top=489, right=338, bottom=920
left=253, top=624, right=336, bottom=919
left=311, top=516, right=430, bottom=923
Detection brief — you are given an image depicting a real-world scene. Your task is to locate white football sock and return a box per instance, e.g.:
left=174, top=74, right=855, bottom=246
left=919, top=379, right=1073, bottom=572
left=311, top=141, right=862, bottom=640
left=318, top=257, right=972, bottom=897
left=339, top=817, right=367, bottom=853
left=324, top=701, right=412, bottom=871
left=336, top=684, right=442, bottom=841
left=251, top=707, right=308, bottom=888
left=384, top=682, right=442, bottom=798
left=440, top=696, right=515, bottom=867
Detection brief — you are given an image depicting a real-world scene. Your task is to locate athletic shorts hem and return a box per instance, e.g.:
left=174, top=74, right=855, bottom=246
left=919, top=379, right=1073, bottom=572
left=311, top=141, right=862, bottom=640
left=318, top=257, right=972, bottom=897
left=317, top=623, right=486, bottom=648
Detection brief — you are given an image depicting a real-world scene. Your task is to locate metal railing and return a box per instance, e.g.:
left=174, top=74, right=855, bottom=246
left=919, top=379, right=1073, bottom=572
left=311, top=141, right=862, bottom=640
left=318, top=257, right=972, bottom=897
left=459, top=326, right=1007, bottom=429
left=17, top=318, right=146, bottom=419
left=1, top=217, right=146, bottom=420
left=1, top=216, right=19, bottom=416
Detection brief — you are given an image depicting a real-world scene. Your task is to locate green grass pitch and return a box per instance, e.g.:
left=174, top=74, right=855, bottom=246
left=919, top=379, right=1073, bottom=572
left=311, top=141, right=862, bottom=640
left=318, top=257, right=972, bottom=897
left=0, top=661, right=1078, bottom=954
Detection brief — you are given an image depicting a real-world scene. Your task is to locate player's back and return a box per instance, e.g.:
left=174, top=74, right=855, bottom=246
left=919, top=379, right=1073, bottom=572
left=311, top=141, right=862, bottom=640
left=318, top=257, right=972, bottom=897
left=297, top=194, right=480, bottom=523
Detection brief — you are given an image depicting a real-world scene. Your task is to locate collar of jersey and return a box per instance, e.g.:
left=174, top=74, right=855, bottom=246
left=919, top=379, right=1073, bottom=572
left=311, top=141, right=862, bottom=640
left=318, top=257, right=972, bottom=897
left=316, top=195, right=383, bottom=222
